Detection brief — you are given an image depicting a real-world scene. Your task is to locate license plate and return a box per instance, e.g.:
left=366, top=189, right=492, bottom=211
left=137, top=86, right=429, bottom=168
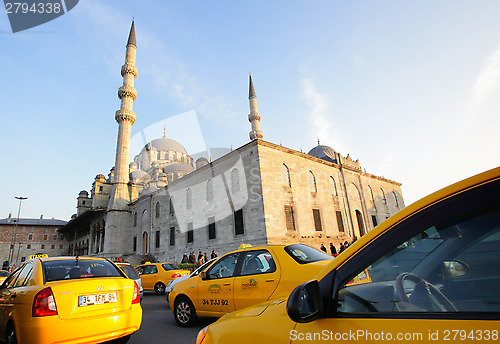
left=78, top=292, right=117, bottom=307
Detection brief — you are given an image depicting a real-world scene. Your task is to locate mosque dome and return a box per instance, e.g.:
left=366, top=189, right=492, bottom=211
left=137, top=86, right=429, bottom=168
left=307, top=145, right=338, bottom=163
left=79, top=190, right=89, bottom=197
left=142, top=136, right=188, bottom=155
left=195, top=157, right=209, bottom=169
left=130, top=170, right=152, bottom=183
left=163, top=163, right=195, bottom=174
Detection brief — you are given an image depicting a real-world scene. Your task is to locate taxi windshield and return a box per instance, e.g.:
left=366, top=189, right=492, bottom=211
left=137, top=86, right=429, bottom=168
left=43, top=259, right=123, bottom=282
left=284, top=244, right=333, bottom=264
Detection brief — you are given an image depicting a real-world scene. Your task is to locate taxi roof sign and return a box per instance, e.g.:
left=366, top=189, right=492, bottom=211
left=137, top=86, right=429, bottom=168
left=29, top=254, right=48, bottom=259
left=238, top=244, right=252, bottom=249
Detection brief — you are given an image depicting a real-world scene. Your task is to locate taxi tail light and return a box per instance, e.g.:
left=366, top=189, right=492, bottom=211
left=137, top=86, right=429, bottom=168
left=32, top=287, right=58, bottom=317
left=171, top=273, right=182, bottom=278
left=132, top=281, right=140, bottom=304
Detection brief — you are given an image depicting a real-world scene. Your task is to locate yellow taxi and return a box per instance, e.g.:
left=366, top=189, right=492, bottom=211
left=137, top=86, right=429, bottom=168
left=0, top=256, right=142, bottom=344
left=196, top=166, right=500, bottom=344
left=169, top=243, right=333, bottom=326
left=0, top=270, right=10, bottom=285
left=135, top=262, right=190, bottom=294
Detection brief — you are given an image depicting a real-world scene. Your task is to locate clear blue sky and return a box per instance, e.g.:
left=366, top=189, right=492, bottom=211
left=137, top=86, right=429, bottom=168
left=1, top=0, right=499, bottom=221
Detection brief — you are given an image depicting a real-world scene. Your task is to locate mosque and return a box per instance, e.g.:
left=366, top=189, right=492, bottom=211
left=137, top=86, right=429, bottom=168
left=60, top=20, right=404, bottom=264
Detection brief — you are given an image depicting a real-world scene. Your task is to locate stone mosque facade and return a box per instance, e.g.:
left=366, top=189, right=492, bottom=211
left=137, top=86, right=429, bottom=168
left=60, top=21, right=404, bottom=264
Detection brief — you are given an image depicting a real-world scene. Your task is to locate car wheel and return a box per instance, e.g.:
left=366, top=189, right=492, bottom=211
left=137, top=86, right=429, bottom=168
left=174, top=296, right=197, bottom=327
left=154, top=282, right=166, bottom=295
left=6, top=325, right=17, bottom=344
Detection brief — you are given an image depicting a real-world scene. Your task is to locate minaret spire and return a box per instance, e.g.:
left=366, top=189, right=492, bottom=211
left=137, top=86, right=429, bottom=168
left=108, top=19, right=138, bottom=212
left=248, top=73, right=263, bottom=140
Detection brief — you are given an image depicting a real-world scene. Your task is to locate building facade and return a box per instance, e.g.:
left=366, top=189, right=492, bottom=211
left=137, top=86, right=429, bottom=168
left=60, top=21, right=404, bottom=264
left=0, top=216, right=68, bottom=267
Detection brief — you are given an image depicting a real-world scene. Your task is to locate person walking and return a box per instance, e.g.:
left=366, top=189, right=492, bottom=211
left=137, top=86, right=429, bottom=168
left=329, top=243, right=337, bottom=256
left=320, top=244, right=327, bottom=253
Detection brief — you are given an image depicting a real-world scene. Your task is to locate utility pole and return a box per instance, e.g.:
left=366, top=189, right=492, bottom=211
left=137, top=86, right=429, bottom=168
left=7, top=196, right=27, bottom=267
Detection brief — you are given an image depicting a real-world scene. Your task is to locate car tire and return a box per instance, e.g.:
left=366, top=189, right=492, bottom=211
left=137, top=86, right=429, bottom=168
left=6, top=324, right=17, bottom=344
left=174, top=296, right=197, bottom=327
left=154, top=282, right=166, bottom=295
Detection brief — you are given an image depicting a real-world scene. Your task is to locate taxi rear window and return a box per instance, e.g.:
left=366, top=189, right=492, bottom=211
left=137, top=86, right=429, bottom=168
left=285, top=244, right=333, bottom=264
left=118, top=264, right=140, bottom=280
left=43, top=259, right=123, bottom=282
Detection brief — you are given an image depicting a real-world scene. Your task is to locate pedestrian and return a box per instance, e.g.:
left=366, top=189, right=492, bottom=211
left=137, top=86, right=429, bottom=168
left=339, top=242, right=345, bottom=253
left=181, top=253, right=188, bottom=264
left=211, top=250, right=217, bottom=259
left=204, top=252, right=209, bottom=263
left=188, top=252, right=195, bottom=264
left=320, top=244, right=327, bottom=253
left=329, top=243, right=336, bottom=256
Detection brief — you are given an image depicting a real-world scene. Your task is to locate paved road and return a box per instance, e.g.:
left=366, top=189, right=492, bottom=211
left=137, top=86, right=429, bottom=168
left=128, top=292, right=216, bottom=344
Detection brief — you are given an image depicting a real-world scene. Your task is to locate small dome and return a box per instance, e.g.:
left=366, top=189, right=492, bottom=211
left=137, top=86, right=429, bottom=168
left=130, top=170, right=152, bottom=183
left=163, top=163, right=195, bottom=174
left=79, top=190, right=89, bottom=196
left=129, top=162, right=138, bottom=169
left=307, top=145, right=338, bottom=163
left=143, top=136, right=188, bottom=155
left=195, top=157, right=209, bottom=169
left=94, top=174, right=106, bottom=182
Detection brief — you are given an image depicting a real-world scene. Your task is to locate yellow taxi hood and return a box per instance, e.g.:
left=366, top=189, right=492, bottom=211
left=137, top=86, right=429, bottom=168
left=313, top=166, right=500, bottom=281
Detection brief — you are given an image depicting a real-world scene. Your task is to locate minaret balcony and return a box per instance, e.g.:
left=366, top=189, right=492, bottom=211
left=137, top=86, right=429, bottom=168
left=118, top=85, right=137, bottom=100
left=115, top=109, right=136, bottom=124
left=121, top=63, right=138, bottom=78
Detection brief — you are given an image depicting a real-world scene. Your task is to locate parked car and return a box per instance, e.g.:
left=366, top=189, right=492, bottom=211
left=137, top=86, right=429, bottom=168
left=169, top=243, right=333, bottom=326
left=166, top=258, right=217, bottom=305
left=115, top=262, right=144, bottom=300
left=135, top=262, right=190, bottom=294
left=195, top=166, right=500, bottom=344
left=0, top=270, right=10, bottom=285
left=0, top=256, right=142, bottom=344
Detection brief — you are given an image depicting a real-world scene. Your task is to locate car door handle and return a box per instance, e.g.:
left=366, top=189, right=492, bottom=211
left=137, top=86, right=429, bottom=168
left=223, top=283, right=231, bottom=286
left=265, top=279, right=275, bottom=282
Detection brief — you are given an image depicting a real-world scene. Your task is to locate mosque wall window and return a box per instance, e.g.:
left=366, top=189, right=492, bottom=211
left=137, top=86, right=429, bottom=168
left=368, top=185, right=375, bottom=204
left=133, top=236, right=137, bottom=251
left=207, top=179, right=214, bottom=201
left=313, top=208, right=322, bottom=231
left=208, top=217, right=216, bottom=239
left=371, top=215, right=378, bottom=227
left=169, top=227, right=175, bottom=246
left=43, top=234, right=47, bottom=241
left=169, top=197, right=175, bottom=216
left=155, top=230, right=160, bottom=248
left=309, top=171, right=318, bottom=193
left=187, top=188, right=192, bottom=209
left=231, top=169, right=240, bottom=193
left=282, top=164, right=291, bottom=187
left=284, top=205, right=296, bottom=231
left=28, top=234, right=33, bottom=240
left=330, top=176, right=338, bottom=196
left=133, top=212, right=138, bottom=226
left=380, top=188, right=387, bottom=204
left=234, top=209, right=244, bottom=235
left=393, top=191, right=400, bottom=208
left=187, top=222, right=194, bottom=243
left=155, top=202, right=160, bottom=218
left=27, top=244, right=31, bottom=249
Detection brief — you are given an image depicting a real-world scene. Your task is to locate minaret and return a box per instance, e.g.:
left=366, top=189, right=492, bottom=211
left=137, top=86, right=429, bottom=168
left=248, top=74, right=263, bottom=140
left=108, top=19, right=138, bottom=211
left=104, top=19, right=137, bottom=257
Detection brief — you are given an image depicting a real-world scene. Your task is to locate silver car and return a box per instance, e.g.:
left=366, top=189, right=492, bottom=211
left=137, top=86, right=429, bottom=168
left=116, top=262, right=144, bottom=300
left=166, top=258, right=217, bottom=305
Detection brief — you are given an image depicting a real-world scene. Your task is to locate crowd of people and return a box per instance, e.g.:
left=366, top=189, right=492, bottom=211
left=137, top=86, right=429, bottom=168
left=320, top=241, right=351, bottom=256
left=180, top=250, right=218, bottom=266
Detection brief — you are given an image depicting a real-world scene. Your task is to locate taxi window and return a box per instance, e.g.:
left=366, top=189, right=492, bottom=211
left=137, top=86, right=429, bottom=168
left=142, top=265, right=158, bottom=275
left=162, top=263, right=174, bottom=271
left=337, top=205, right=500, bottom=314
left=3, top=267, right=22, bottom=289
left=206, top=253, right=239, bottom=279
left=240, top=250, right=276, bottom=276
left=44, top=259, right=122, bottom=281
left=285, top=244, right=333, bottom=264
left=13, top=263, right=33, bottom=287
left=119, top=264, right=140, bottom=280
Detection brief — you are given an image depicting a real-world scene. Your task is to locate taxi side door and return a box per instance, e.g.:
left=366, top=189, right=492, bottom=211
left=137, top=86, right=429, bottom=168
left=290, top=178, right=500, bottom=343
left=197, top=252, right=240, bottom=314
left=139, top=265, right=158, bottom=290
left=233, top=249, right=280, bottom=310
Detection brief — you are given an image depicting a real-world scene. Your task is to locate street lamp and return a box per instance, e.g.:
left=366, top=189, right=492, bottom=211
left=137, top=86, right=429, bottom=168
left=7, top=196, right=27, bottom=267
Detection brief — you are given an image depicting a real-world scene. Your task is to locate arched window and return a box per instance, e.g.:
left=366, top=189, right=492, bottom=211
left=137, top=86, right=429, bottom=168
left=393, top=191, right=400, bottom=208
left=282, top=164, right=291, bottom=187
left=231, top=169, right=240, bottom=193
left=155, top=202, right=160, bottom=218
left=133, top=212, right=138, bottom=226
left=309, top=171, right=317, bottom=192
left=142, top=231, right=148, bottom=255
left=368, top=185, right=375, bottom=204
left=186, top=188, right=192, bottom=209
left=169, top=197, right=174, bottom=216
left=157, top=152, right=161, bottom=160
left=207, top=179, right=214, bottom=201
left=380, top=188, right=387, bottom=204
left=330, top=176, right=338, bottom=196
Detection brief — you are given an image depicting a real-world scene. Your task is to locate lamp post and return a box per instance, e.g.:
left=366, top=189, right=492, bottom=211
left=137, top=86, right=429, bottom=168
left=7, top=196, right=27, bottom=266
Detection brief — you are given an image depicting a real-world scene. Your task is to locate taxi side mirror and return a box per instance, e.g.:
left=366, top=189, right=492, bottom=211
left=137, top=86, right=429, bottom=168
left=286, top=280, right=321, bottom=323
left=200, top=271, right=208, bottom=280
